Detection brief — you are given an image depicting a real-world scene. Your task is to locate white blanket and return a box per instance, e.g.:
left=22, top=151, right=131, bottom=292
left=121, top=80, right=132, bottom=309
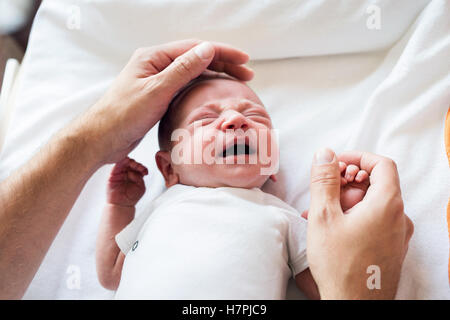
left=0, top=0, right=448, bottom=299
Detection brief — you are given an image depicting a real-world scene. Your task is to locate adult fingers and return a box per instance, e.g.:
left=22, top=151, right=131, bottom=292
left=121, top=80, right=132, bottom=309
left=309, top=148, right=343, bottom=222
left=154, top=41, right=252, bottom=98
left=208, top=61, right=254, bottom=81
left=136, top=39, right=250, bottom=74
left=154, top=42, right=215, bottom=95
left=158, top=39, right=249, bottom=65
left=405, top=215, right=414, bottom=244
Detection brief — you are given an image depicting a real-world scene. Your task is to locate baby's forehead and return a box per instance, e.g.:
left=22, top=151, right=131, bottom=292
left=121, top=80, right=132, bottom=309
left=176, top=78, right=264, bottom=114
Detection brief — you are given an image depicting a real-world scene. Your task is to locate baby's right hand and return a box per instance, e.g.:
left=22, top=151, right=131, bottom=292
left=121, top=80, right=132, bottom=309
left=107, top=157, right=148, bottom=207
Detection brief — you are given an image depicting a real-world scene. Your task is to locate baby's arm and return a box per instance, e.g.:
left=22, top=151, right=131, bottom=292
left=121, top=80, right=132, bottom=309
left=295, top=269, right=320, bottom=300
left=96, top=158, right=148, bottom=290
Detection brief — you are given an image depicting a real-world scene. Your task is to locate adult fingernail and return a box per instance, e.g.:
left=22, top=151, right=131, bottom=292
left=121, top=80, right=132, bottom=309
left=194, top=42, right=214, bottom=60
left=314, top=148, right=335, bottom=165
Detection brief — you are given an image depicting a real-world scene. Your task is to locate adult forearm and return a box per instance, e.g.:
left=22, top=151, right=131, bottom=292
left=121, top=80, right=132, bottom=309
left=0, top=121, right=103, bottom=299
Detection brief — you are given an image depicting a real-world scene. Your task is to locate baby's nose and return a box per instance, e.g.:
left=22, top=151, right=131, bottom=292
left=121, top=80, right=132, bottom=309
left=221, top=112, right=249, bottom=131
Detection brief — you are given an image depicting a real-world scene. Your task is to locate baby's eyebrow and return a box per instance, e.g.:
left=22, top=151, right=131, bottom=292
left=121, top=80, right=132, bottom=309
left=237, top=100, right=269, bottom=116
left=236, top=99, right=266, bottom=112
left=185, top=104, right=220, bottom=124
left=185, top=99, right=267, bottom=124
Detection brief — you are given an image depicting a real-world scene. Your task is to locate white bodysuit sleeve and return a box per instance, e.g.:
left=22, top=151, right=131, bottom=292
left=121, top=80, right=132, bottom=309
left=115, top=184, right=189, bottom=254
left=115, top=202, right=154, bottom=255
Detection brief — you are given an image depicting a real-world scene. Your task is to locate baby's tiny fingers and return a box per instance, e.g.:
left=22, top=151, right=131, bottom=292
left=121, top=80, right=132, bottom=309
left=137, top=165, right=149, bottom=176
left=127, top=170, right=145, bottom=184
left=345, top=164, right=359, bottom=182
left=355, top=170, right=369, bottom=183
left=111, top=157, right=131, bottom=174
left=301, top=210, right=309, bottom=220
left=140, top=165, right=149, bottom=175
left=109, top=172, right=128, bottom=182
left=129, top=159, right=149, bottom=175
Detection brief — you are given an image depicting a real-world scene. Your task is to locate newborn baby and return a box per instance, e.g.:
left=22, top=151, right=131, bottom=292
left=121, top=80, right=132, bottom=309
left=96, top=75, right=369, bottom=299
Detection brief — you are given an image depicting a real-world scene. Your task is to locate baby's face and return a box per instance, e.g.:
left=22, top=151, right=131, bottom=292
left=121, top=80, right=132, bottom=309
left=157, top=78, right=278, bottom=189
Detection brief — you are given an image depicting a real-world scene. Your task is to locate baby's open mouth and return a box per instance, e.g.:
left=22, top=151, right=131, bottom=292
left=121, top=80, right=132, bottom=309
left=221, top=142, right=256, bottom=157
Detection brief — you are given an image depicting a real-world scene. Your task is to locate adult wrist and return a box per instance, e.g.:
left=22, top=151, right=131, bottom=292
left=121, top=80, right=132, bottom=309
left=54, top=114, right=107, bottom=174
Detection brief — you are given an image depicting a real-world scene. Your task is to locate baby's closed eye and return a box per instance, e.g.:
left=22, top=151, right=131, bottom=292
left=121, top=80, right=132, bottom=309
left=191, top=113, right=219, bottom=125
left=242, top=108, right=271, bottom=123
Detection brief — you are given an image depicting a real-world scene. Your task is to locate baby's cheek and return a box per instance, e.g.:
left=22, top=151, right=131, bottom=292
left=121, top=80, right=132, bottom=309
left=258, top=135, right=279, bottom=173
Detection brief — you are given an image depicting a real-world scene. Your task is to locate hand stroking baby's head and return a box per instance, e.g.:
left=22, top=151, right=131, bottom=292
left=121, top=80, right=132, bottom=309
left=156, top=74, right=279, bottom=189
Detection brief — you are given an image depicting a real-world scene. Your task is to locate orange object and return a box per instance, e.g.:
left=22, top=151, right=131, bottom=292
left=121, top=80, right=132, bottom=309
left=445, top=108, right=450, bottom=284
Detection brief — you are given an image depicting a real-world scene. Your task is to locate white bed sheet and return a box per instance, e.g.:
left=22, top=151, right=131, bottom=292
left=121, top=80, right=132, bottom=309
left=0, top=0, right=448, bottom=299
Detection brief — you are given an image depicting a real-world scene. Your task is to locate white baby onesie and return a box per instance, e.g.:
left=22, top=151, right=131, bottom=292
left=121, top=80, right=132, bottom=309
left=114, top=184, right=308, bottom=299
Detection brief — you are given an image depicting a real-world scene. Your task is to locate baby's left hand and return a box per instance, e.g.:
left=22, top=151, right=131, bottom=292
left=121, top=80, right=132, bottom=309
left=338, top=161, right=369, bottom=212
left=302, top=161, right=369, bottom=218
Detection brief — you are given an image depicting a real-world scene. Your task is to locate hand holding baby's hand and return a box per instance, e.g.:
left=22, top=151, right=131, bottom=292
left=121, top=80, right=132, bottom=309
left=302, top=161, right=369, bottom=218
left=107, top=157, right=148, bottom=207
left=306, top=149, right=413, bottom=299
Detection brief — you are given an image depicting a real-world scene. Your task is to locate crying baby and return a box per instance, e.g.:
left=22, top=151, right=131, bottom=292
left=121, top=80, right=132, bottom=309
left=95, top=74, right=369, bottom=299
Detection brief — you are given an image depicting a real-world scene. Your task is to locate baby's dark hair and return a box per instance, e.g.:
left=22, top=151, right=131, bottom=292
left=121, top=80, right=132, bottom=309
left=158, top=73, right=234, bottom=151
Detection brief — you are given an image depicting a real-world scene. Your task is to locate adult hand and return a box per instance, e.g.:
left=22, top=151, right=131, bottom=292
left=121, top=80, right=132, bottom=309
left=73, top=39, right=253, bottom=164
left=0, top=39, right=253, bottom=299
left=306, top=148, right=414, bottom=299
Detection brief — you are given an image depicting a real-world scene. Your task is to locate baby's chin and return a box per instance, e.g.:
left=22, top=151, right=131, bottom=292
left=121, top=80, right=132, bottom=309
left=214, top=165, right=270, bottom=189
left=177, top=162, right=271, bottom=189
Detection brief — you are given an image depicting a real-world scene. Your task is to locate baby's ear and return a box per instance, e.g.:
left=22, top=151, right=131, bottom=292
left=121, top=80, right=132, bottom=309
left=155, top=151, right=179, bottom=187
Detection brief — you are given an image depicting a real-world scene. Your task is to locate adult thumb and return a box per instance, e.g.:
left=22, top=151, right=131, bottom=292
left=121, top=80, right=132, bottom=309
left=309, top=148, right=343, bottom=221
left=158, top=42, right=215, bottom=96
